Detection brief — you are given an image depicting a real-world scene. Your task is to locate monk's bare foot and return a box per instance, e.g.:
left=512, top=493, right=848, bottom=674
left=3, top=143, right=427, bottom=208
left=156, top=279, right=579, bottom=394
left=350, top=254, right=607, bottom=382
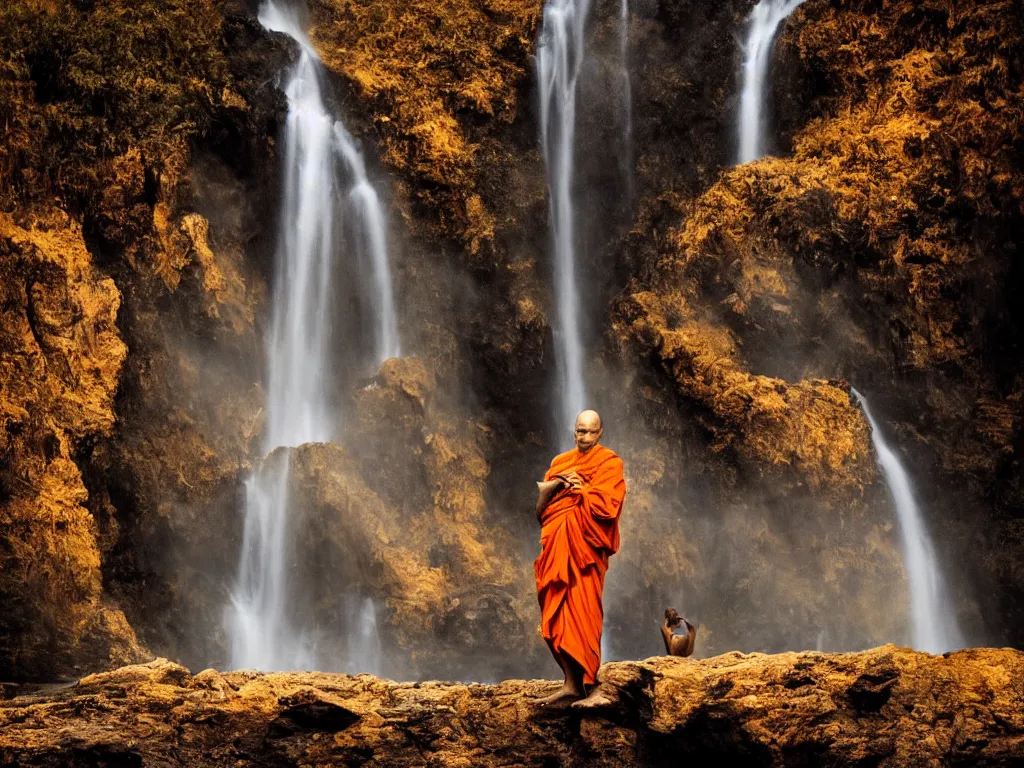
left=570, top=686, right=614, bottom=710
left=532, top=684, right=584, bottom=706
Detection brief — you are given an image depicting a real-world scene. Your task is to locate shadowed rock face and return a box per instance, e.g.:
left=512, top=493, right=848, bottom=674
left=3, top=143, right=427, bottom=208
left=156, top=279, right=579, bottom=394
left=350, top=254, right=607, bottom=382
left=608, top=0, right=1024, bottom=654
left=2, top=647, right=1023, bottom=766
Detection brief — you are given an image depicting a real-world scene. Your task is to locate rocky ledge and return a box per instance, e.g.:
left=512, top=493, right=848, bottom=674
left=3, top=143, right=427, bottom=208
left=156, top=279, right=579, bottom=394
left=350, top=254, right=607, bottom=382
left=1, top=646, right=1022, bottom=766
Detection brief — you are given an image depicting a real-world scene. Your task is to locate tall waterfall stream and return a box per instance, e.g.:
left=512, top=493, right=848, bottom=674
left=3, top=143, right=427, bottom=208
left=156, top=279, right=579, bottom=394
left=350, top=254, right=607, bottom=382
left=227, top=0, right=399, bottom=672
left=537, top=0, right=591, bottom=445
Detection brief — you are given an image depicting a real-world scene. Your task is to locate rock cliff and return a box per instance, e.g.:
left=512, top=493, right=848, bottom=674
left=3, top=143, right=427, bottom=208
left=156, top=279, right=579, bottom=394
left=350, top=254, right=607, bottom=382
left=609, top=0, right=1024, bottom=653
left=0, top=0, right=1022, bottom=688
left=2, top=647, right=1023, bottom=766
left=0, top=211, right=144, bottom=679
left=0, top=0, right=286, bottom=676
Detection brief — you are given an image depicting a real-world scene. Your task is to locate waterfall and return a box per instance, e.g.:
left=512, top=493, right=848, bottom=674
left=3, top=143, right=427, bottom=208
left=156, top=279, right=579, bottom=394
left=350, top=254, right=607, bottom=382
left=619, top=0, right=634, bottom=201
left=339, top=595, right=382, bottom=676
left=737, top=0, right=806, bottom=164
left=537, top=0, right=591, bottom=441
left=335, top=126, right=401, bottom=364
left=851, top=389, right=965, bottom=654
left=227, top=0, right=399, bottom=671
left=230, top=454, right=315, bottom=670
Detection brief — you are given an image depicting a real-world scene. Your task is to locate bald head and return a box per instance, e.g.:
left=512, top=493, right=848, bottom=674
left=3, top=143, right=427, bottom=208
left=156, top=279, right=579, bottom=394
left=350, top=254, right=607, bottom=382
left=573, top=410, right=603, bottom=453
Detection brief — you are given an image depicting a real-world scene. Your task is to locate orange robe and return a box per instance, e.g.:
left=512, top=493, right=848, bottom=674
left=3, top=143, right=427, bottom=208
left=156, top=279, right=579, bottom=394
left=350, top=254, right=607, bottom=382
left=534, top=444, right=626, bottom=685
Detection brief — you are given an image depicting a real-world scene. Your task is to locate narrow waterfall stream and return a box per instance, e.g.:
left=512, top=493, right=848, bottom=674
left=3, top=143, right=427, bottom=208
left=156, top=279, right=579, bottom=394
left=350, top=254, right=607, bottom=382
left=336, top=127, right=401, bottom=364
left=851, top=389, right=965, bottom=654
left=538, top=0, right=626, bottom=662
left=537, top=0, right=591, bottom=443
left=227, top=0, right=398, bottom=671
left=619, top=0, right=634, bottom=201
left=737, top=0, right=806, bottom=164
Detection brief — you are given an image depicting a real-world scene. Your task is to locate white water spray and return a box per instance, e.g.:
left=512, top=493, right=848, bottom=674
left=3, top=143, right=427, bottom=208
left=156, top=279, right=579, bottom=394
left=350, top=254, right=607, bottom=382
left=339, top=595, right=383, bottom=676
left=335, top=126, right=401, bottom=364
left=737, top=0, right=805, bottom=164
left=619, top=0, right=634, bottom=201
left=851, top=389, right=965, bottom=654
left=231, top=454, right=316, bottom=670
left=537, top=0, right=591, bottom=441
left=228, top=0, right=399, bottom=671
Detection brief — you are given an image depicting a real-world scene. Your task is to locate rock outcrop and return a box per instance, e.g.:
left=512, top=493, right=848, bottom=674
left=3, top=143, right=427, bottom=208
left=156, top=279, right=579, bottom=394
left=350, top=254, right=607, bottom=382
left=2, top=647, right=1023, bottom=766
left=341, top=357, right=542, bottom=680
left=609, top=0, right=1024, bottom=652
left=0, top=212, right=145, bottom=680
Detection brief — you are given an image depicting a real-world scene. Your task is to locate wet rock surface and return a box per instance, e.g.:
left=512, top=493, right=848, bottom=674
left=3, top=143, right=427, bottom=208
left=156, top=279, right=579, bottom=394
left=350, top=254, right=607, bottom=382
left=2, top=647, right=1023, bottom=767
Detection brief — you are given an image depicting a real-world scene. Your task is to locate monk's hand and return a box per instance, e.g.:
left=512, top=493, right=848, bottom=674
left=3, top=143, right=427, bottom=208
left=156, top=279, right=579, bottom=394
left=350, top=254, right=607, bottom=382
left=535, top=478, right=563, bottom=520
left=560, top=470, right=584, bottom=490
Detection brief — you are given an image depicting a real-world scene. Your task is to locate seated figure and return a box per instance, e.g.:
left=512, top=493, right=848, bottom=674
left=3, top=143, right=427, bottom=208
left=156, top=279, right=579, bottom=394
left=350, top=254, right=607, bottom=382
left=661, top=608, right=696, bottom=657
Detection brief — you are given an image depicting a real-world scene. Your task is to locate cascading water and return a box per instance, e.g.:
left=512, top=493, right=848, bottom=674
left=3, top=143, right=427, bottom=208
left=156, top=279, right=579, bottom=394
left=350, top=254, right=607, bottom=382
left=336, top=126, right=401, bottom=364
left=232, top=454, right=312, bottom=670
left=619, top=0, right=634, bottom=201
left=227, top=0, right=399, bottom=671
left=851, top=389, right=965, bottom=654
left=339, top=595, right=382, bottom=676
left=737, top=0, right=806, bottom=164
left=537, top=0, right=591, bottom=442
left=537, top=0, right=624, bottom=662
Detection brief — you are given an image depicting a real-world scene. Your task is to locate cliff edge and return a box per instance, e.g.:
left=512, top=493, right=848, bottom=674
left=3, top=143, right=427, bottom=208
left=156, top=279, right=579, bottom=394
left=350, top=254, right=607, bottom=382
left=2, top=646, right=1022, bottom=766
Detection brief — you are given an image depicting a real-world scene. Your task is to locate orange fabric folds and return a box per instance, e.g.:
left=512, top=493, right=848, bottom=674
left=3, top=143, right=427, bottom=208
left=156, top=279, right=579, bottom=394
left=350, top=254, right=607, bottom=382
left=534, top=445, right=626, bottom=685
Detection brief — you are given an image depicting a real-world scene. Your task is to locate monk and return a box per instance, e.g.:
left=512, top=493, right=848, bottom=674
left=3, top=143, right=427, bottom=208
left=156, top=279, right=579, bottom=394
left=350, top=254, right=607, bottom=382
left=532, top=409, right=626, bottom=708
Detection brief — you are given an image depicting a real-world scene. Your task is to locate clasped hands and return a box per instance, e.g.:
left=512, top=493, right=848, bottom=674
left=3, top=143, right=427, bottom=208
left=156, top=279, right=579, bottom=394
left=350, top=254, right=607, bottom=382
left=538, top=470, right=583, bottom=493
left=554, top=470, right=583, bottom=490
left=535, top=470, right=584, bottom=520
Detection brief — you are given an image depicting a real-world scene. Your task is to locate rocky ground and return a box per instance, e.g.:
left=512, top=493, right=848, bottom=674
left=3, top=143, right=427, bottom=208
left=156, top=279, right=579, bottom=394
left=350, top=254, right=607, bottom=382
left=2, top=646, right=1023, bottom=766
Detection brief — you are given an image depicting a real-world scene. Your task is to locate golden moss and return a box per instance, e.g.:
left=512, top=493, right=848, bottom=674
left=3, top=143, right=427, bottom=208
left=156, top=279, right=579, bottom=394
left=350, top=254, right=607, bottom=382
left=0, top=212, right=143, bottom=678
left=0, top=0, right=238, bottom=214
left=309, top=0, right=541, bottom=245
left=615, top=0, right=1023, bottom=486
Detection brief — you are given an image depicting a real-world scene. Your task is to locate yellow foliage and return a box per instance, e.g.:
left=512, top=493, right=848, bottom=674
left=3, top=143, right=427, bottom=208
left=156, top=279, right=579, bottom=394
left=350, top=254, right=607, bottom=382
left=309, top=0, right=541, bottom=245
left=0, top=0, right=236, bottom=214
left=0, top=211, right=143, bottom=676
left=616, top=0, right=1023, bottom=487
